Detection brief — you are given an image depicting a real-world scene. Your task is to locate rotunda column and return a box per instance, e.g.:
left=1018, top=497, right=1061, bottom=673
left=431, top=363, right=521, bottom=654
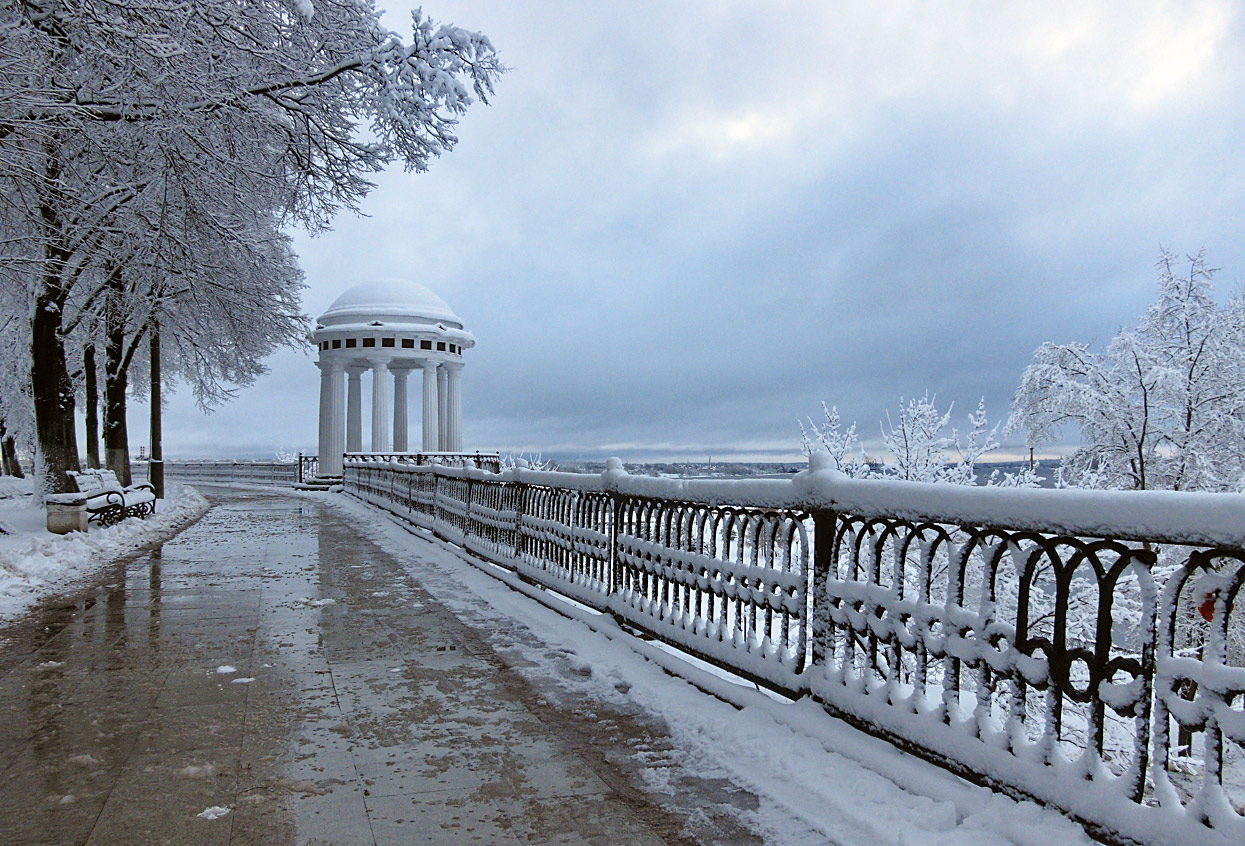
left=326, top=360, right=346, bottom=475
left=370, top=359, right=391, bottom=453
left=421, top=360, right=439, bottom=452
left=317, top=360, right=333, bottom=471
left=391, top=366, right=409, bottom=453
left=445, top=362, right=464, bottom=452
left=437, top=364, right=449, bottom=452
left=346, top=363, right=366, bottom=454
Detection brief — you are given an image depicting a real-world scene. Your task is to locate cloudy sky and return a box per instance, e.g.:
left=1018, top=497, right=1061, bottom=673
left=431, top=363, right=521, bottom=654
left=133, top=0, right=1245, bottom=463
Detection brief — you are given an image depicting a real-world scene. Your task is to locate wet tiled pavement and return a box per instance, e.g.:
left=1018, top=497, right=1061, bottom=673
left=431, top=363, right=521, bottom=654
left=0, top=489, right=761, bottom=845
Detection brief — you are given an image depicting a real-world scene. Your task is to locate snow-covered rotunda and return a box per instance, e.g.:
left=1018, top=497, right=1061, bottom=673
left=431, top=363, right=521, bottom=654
left=312, top=280, right=475, bottom=477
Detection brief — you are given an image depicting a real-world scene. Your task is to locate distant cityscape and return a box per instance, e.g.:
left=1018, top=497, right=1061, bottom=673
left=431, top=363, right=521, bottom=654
left=548, top=459, right=1053, bottom=486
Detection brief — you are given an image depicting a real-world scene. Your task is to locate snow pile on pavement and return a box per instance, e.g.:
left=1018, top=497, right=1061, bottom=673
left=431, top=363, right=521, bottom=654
left=196, top=805, right=230, bottom=820
left=0, top=481, right=209, bottom=622
left=329, top=492, right=1096, bottom=846
left=0, top=476, right=30, bottom=502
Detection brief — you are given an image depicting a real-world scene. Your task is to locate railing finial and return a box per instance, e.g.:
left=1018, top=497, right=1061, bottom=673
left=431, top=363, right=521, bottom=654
left=808, top=449, right=834, bottom=473
left=602, top=456, right=627, bottom=490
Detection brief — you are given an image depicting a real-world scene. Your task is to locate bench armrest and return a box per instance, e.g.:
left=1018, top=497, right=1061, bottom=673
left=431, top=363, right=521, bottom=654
left=84, top=490, right=126, bottom=511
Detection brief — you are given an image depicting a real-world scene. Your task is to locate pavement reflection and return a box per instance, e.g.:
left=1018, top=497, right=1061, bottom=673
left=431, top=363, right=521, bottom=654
left=0, top=489, right=761, bottom=845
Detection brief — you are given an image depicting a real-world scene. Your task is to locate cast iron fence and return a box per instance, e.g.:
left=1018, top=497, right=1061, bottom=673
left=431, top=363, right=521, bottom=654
left=298, top=453, right=319, bottom=483
left=345, top=451, right=501, bottom=472
left=342, top=453, right=1245, bottom=845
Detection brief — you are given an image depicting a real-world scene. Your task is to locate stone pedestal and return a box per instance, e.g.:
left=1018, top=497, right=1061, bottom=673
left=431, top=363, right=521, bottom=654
left=45, top=496, right=88, bottom=534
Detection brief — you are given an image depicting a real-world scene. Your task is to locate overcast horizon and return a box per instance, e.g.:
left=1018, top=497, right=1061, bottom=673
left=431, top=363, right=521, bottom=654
left=110, top=1, right=1245, bottom=464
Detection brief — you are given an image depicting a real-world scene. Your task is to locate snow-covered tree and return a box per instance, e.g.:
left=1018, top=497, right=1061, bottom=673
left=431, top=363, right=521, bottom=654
left=83, top=197, right=307, bottom=483
left=1, top=0, right=503, bottom=493
left=500, top=451, right=555, bottom=471
left=1008, top=249, right=1245, bottom=492
left=802, top=394, right=1035, bottom=486
left=0, top=288, right=31, bottom=478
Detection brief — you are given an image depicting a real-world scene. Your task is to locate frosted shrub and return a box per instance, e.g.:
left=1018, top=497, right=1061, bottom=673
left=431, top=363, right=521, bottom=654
left=803, top=394, right=1042, bottom=487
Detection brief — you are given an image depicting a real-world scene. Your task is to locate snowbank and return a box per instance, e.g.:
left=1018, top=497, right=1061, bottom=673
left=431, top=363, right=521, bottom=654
left=0, top=482, right=209, bottom=623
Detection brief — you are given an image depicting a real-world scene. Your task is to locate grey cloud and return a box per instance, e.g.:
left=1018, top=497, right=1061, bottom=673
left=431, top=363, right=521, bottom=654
left=124, top=1, right=1245, bottom=463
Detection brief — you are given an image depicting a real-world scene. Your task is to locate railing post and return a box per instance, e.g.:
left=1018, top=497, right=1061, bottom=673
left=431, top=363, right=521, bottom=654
left=603, top=457, right=627, bottom=599
left=810, top=509, right=835, bottom=670
left=610, top=494, right=623, bottom=597
left=512, top=478, right=527, bottom=561
left=433, top=467, right=442, bottom=528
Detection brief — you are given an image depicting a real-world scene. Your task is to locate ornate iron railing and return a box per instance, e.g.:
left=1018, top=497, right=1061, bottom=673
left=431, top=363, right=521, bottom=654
left=297, top=453, right=319, bottom=483
left=344, top=451, right=501, bottom=472
left=341, top=452, right=1245, bottom=845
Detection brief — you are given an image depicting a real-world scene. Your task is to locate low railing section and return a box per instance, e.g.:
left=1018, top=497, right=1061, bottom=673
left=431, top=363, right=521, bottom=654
left=342, top=453, right=1245, bottom=845
left=298, top=453, right=319, bottom=483
left=136, top=460, right=297, bottom=486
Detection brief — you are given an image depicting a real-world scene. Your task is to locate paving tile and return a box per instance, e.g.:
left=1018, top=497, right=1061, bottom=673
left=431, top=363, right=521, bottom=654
left=0, top=796, right=105, bottom=846
left=365, top=791, right=523, bottom=845
left=152, top=666, right=256, bottom=709
left=231, top=789, right=374, bottom=846
left=0, top=746, right=126, bottom=809
left=503, top=793, right=670, bottom=845
left=130, top=702, right=246, bottom=754
left=238, top=724, right=358, bottom=794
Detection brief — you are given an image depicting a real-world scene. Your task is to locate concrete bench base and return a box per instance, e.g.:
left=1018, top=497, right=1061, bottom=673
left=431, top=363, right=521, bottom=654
left=46, top=500, right=88, bottom=534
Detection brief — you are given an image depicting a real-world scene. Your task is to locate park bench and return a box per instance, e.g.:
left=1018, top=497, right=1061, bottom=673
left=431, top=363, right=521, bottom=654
left=66, top=469, right=157, bottom=527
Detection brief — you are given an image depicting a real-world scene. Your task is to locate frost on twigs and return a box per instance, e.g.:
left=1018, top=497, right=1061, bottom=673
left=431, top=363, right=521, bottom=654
left=1010, top=248, right=1245, bottom=494
left=500, top=451, right=553, bottom=471
left=801, top=394, right=1041, bottom=486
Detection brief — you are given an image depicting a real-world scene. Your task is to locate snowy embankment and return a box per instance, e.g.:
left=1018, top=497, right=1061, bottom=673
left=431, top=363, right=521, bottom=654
left=0, top=479, right=209, bottom=623
left=325, top=490, right=1094, bottom=846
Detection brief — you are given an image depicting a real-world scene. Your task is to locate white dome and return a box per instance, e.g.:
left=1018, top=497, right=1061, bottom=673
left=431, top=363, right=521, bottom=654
left=318, top=279, right=463, bottom=328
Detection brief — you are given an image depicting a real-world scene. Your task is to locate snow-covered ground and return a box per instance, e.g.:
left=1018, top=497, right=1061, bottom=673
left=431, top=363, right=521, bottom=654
left=327, top=490, right=1096, bottom=846
left=0, top=477, right=209, bottom=623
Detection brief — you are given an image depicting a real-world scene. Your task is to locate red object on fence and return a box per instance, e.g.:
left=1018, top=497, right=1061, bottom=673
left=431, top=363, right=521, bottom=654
left=1199, top=591, right=1235, bottom=623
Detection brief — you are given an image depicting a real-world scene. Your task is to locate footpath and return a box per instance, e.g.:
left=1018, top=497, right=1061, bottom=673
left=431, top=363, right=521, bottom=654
left=0, top=487, right=771, bottom=845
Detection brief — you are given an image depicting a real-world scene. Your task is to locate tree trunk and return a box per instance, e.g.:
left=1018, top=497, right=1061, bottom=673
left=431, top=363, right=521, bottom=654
left=31, top=264, right=80, bottom=494
left=28, top=85, right=80, bottom=497
left=1, top=437, right=22, bottom=479
left=0, top=420, right=19, bottom=480
left=84, top=343, right=100, bottom=469
left=103, top=280, right=132, bottom=487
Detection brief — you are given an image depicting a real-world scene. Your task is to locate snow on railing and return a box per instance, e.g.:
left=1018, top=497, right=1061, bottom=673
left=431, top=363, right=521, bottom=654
left=343, top=451, right=501, bottom=473
left=341, top=451, right=1245, bottom=846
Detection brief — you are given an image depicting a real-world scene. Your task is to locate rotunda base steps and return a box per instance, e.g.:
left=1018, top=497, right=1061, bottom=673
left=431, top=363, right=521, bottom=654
left=294, top=475, right=343, bottom=492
